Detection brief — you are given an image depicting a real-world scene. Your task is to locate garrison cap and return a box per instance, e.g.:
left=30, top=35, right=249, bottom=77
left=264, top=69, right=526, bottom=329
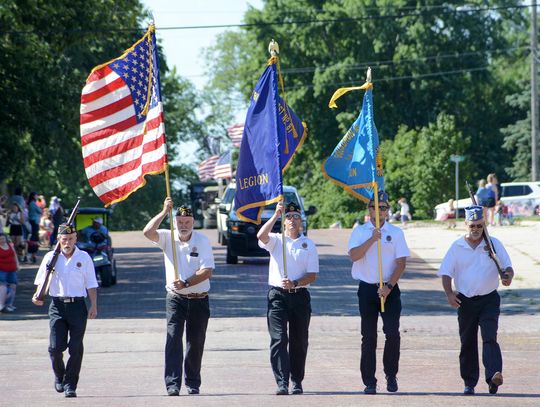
left=58, top=223, right=76, bottom=235
left=369, top=190, right=389, bottom=204
left=465, top=205, right=483, bottom=221
left=285, top=202, right=301, bottom=214
left=175, top=205, right=193, bottom=217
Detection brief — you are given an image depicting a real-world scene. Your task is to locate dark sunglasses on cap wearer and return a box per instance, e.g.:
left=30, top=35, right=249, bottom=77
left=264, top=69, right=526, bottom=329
left=468, top=224, right=484, bottom=229
left=285, top=213, right=301, bottom=220
left=369, top=205, right=389, bottom=211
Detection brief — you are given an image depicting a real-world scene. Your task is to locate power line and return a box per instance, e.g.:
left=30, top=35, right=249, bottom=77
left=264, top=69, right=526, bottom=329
left=281, top=46, right=527, bottom=75
left=1, top=4, right=529, bottom=35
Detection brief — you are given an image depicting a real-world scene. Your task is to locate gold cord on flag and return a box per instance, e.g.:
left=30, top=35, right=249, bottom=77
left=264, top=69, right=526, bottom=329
left=328, top=67, right=373, bottom=109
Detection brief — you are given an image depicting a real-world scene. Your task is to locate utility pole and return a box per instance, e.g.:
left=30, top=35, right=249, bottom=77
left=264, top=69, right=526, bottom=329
left=532, top=0, right=538, bottom=181
left=450, top=155, right=465, bottom=220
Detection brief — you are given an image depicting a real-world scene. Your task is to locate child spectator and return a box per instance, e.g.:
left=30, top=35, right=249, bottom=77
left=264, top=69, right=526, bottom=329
left=0, top=233, right=19, bottom=312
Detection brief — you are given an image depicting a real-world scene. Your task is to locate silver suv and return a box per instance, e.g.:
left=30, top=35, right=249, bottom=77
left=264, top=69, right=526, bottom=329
left=216, top=182, right=316, bottom=264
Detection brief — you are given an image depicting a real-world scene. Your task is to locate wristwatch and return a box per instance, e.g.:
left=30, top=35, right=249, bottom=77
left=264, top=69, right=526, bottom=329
left=293, top=280, right=299, bottom=288
left=184, top=280, right=190, bottom=288
left=386, top=282, right=394, bottom=290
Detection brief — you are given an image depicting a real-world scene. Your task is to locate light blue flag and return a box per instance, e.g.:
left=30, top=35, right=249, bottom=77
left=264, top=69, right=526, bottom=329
left=322, top=86, right=384, bottom=202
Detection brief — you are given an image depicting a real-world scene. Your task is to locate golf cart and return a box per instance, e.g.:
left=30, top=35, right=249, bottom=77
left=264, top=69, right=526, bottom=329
left=70, top=207, right=118, bottom=287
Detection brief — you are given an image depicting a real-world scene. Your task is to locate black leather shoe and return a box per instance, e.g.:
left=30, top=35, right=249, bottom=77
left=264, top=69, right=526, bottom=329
left=463, top=386, right=475, bottom=395
left=64, top=389, right=77, bottom=398
left=489, top=372, right=503, bottom=394
left=167, top=387, right=179, bottom=396
left=187, top=387, right=200, bottom=395
left=275, top=386, right=288, bottom=395
left=364, top=385, right=377, bottom=394
left=386, top=376, right=398, bottom=392
left=291, top=383, right=303, bottom=394
left=54, top=381, right=64, bottom=393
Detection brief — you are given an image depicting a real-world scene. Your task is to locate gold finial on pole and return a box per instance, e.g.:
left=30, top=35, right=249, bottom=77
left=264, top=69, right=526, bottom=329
left=366, top=67, right=372, bottom=84
left=268, top=39, right=279, bottom=57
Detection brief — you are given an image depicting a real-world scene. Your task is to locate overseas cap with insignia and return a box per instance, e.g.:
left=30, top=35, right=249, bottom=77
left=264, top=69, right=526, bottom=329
left=58, top=223, right=76, bottom=235
left=465, top=205, right=483, bottom=221
left=176, top=205, right=193, bottom=217
left=369, top=190, right=389, bottom=204
left=285, top=202, right=301, bottom=214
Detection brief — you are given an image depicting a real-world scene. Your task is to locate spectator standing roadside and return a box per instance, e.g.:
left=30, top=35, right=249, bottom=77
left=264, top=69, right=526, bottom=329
left=9, top=187, right=25, bottom=211
left=49, top=196, right=64, bottom=246
left=8, top=203, right=27, bottom=263
left=0, top=233, right=19, bottom=312
left=398, top=198, right=411, bottom=228
left=486, top=174, right=500, bottom=226
left=27, top=192, right=42, bottom=263
left=39, top=209, right=54, bottom=248
left=475, top=180, right=495, bottom=223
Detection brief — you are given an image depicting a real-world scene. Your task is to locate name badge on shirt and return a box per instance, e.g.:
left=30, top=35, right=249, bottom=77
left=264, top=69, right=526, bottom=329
left=190, top=246, right=199, bottom=257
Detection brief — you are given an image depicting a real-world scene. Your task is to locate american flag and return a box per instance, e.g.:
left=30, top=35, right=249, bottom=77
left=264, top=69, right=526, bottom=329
left=213, top=151, right=233, bottom=179
left=198, top=155, right=219, bottom=181
left=80, top=25, right=167, bottom=206
left=227, top=123, right=244, bottom=148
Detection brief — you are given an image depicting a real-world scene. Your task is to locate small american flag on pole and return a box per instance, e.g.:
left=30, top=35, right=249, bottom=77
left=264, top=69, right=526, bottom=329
left=80, top=25, right=167, bottom=206
left=198, top=155, right=219, bottom=181
left=227, top=123, right=244, bottom=148
left=213, top=151, right=233, bottom=179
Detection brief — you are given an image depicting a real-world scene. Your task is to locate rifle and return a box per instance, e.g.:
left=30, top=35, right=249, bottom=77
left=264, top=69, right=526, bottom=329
left=464, top=182, right=508, bottom=280
left=34, top=198, right=81, bottom=301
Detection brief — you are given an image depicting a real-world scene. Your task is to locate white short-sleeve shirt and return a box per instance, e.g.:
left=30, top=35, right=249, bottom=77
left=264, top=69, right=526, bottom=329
left=155, top=229, right=214, bottom=294
left=258, top=233, right=319, bottom=287
left=34, top=247, right=98, bottom=297
left=438, top=236, right=512, bottom=297
left=348, top=221, right=410, bottom=283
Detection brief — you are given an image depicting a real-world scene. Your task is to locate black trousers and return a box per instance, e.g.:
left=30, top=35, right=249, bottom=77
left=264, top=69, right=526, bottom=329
left=48, top=298, right=88, bottom=391
left=457, top=290, right=502, bottom=387
left=164, top=293, right=210, bottom=391
left=267, top=287, right=311, bottom=388
left=357, top=281, right=401, bottom=386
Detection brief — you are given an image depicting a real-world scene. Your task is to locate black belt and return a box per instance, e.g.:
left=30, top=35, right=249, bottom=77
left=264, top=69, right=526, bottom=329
left=459, top=290, right=496, bottom=300
left=360, top=281, right=388, bottom=287
left=271, top=286, right=307, bottom=294
left=176, top=292, right=208, bottom=299
left=53, top=296, right=85, bottom=303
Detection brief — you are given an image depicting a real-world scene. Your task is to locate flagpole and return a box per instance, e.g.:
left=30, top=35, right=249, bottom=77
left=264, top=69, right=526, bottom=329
left=165, top=164, right=180, bottom=280
left=373, top=182, right=385, bottom=312
left=268, top=39, right=289, bottom=281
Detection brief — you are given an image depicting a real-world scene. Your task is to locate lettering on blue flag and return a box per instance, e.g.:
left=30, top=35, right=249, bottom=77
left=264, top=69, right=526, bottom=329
left=235, top=58, right=306, bottom=224
left=322, top=87, right=384, bottom=202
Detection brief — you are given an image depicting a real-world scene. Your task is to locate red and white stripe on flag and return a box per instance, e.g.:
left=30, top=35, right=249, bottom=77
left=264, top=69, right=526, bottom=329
left=227, top=123, right=244, bottom=148
left=80, top=26, right=167, bottom=207
left=213, top=151, right=232, bottom=179
left=198, top=155, right=219, bottom=181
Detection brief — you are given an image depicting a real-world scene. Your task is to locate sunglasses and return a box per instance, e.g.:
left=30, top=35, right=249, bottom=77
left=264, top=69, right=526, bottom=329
left=468, top=224, right=484, bottom=229
left=369, top=206, right=389, bottom=211
left=285, top=213, right=301, bottom=220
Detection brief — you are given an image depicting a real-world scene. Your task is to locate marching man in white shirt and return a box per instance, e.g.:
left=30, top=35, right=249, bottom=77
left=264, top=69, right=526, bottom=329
left=258, top=201, right=319, bottom=396
left=143, top=199, right=214, bottom=397
left=32, top=223, right=98, bottom=398
left=438, top=205, right=514, bottom=396
left=348, top=190, right=410, bottom=395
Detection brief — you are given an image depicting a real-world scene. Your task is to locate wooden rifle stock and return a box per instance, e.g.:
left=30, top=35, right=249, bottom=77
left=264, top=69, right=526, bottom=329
left=464, top=182, right=507, bottom=279
left=35, top=198, right=82, bottom=301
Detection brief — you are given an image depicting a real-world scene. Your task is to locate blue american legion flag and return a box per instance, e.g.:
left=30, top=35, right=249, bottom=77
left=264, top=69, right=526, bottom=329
left=234, top=57, right=307, bottom=224
left=322, top=85, right=384, bottom=202
left=80, top=25, right=167, bottom=206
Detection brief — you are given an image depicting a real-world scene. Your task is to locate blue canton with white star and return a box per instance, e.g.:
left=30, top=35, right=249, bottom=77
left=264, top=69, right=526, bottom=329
left=108, top=32, right=161, bottom=124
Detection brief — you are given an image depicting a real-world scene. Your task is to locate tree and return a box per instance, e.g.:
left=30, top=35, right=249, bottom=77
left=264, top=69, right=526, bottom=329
left=203, top=0, right=528, bottom=222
